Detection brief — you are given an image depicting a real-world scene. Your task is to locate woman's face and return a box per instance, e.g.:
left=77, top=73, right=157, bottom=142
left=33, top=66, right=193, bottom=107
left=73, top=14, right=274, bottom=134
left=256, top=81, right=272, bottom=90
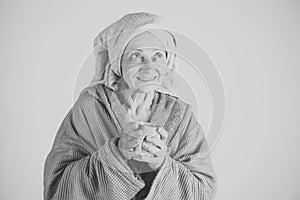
left=120, top=32, right=172, bottom=93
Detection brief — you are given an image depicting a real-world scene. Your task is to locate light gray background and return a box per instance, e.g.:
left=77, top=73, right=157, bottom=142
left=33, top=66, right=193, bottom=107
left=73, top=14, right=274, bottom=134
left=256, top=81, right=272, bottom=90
left=1, top=0, right=299, bottom=199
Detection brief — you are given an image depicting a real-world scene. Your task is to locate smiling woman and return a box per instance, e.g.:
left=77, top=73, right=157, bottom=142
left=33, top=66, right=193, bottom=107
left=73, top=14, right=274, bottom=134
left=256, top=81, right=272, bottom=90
left=117, top=31, right=173, bottom=106
left=43, top=12, right=217, bottom=200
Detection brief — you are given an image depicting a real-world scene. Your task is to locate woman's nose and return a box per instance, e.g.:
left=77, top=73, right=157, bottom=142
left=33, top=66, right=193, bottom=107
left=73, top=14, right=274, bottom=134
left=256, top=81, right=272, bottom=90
left=139, top=64, right=157, bottom=74
left=141, top=56, right=151, bottom=64
left=139, top=63, right=156, bottom=72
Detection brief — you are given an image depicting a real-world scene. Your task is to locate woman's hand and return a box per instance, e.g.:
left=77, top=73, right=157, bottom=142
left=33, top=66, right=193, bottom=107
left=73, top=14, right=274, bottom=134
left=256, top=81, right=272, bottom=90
left=133, top=127, right=169, bottom=170
left=117, top=121, right=144, bottom=160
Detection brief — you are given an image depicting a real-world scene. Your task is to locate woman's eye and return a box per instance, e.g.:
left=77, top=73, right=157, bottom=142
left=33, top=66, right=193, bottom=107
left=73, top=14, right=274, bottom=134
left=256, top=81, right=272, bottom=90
left=155, top=52, right=163, bottom=58
left=130, top=53, right=142, bottom=60
left=153, top=52, right=166, bottom=62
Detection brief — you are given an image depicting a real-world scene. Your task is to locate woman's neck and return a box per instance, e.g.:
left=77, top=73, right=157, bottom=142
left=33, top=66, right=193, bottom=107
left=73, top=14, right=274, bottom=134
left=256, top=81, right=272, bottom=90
left=114, top=80, right=154, bottom=110
left=115, top=86, right=134, bottom=108
left=115, top=87, right=154, bottom=108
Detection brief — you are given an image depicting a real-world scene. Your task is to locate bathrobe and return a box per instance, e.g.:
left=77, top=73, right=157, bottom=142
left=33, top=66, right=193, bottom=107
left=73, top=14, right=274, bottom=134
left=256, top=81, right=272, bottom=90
left=43, top=83, right=217, bottom=200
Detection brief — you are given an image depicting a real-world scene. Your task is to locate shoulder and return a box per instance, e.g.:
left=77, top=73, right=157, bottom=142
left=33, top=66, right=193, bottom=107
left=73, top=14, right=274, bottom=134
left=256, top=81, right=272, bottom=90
left=77, top=84, right=106, bottom=102
left=75, top=83, right=113, bottom=106
left=71, top=84, right=109, bottom=115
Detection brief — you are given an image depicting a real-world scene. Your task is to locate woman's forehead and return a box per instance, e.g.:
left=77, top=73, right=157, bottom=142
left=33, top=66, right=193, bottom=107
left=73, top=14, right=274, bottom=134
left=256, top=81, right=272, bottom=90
left=123, top=31, right=165, bottom=53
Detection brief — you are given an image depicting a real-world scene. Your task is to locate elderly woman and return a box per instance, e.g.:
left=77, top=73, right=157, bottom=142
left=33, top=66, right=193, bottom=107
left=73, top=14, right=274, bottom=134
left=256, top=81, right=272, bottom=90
left=43, top=12, right=217, bottom=200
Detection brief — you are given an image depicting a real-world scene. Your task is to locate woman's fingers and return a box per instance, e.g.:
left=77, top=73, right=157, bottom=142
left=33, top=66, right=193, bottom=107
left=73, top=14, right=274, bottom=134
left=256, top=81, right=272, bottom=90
left=142, top=141, right=160, bottom=156
left=132, top=153, right=155, bottom=163
left=119, top=147, right=140, bottom=158
left=122, top=129, right=145, bottom=150
left=145, top=137, right=166, bottom=150
left=120, top=123, right=169, bottom=162
left=127, top=129, right=144, bottom=138
left=126, top=137, right=143, bottom=147
left=124, top=121, right=139, bottom=133
left=140, top=150, right=155, bottom=159
left=157, top=127, right=168, bottom=141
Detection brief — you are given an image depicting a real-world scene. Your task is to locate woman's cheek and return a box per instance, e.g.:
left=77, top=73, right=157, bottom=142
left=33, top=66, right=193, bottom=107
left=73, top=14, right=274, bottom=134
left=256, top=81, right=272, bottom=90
left=160, top=68, right=173, bottom=87
left=157, top=67, right=169, bottom=80
left=122, top=66, right=139, bottom=89
left=123, top=72, right=134, bottom=89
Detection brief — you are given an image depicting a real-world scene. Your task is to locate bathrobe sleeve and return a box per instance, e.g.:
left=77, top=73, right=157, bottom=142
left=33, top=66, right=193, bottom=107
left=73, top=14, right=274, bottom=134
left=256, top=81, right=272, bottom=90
left=43, top=94, right=145, bottom=200
left=145, top=104, right=217, bottom=200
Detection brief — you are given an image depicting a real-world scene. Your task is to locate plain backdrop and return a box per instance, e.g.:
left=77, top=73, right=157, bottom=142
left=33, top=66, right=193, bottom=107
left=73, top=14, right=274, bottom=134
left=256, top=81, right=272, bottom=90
left=1, top=0, right=299, bottom=199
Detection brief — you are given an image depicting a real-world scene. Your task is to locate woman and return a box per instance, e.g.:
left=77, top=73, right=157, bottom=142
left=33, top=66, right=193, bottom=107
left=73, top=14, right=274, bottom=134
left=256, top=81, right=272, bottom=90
left=43, top=12, right=217, bottom=200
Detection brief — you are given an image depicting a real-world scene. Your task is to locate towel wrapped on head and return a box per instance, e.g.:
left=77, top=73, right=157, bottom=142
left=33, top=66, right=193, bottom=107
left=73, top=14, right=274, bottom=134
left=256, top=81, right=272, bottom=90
left=90, top=12, right=178, bottom=96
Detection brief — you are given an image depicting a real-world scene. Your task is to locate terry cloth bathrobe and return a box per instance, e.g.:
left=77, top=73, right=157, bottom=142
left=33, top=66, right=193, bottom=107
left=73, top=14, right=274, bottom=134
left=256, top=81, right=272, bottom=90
left=43, top=12, right=217, bottom=200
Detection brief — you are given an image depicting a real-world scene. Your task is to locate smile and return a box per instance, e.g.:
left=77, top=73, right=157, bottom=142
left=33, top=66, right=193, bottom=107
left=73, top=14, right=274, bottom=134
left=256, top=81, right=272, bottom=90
left=137, top=76, right=157, bottom=82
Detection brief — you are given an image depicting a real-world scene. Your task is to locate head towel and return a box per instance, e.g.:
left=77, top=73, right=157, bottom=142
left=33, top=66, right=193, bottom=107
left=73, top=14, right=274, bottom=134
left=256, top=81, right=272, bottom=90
left=89, top=12, right=178, bottom=97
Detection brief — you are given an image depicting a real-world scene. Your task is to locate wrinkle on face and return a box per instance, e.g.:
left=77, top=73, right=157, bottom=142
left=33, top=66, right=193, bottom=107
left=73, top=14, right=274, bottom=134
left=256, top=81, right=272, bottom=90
left=120, top=31, right=171, bottom=93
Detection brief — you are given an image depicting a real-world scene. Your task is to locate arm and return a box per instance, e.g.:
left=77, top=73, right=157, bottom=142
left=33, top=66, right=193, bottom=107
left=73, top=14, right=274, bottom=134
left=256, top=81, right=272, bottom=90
left=43, top=94, right=145, bottom=200
left=146, top=104, right=217, bottom=200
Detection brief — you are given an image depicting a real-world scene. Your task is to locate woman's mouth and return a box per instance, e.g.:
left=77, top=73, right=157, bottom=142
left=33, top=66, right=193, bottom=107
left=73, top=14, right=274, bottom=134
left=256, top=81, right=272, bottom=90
left=137, top=76, right=157, bottom=82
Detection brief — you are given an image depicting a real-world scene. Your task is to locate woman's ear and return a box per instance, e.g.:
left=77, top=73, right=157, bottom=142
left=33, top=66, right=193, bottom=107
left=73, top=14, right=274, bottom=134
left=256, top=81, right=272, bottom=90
left=111, top=72, right=122, bottom=91
left=114, top=75, right=130, bottom=91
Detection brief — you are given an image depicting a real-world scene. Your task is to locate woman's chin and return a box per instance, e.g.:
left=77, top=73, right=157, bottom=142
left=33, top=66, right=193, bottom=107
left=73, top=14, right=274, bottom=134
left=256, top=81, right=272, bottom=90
left=135, top=83, right=160, bottom=93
